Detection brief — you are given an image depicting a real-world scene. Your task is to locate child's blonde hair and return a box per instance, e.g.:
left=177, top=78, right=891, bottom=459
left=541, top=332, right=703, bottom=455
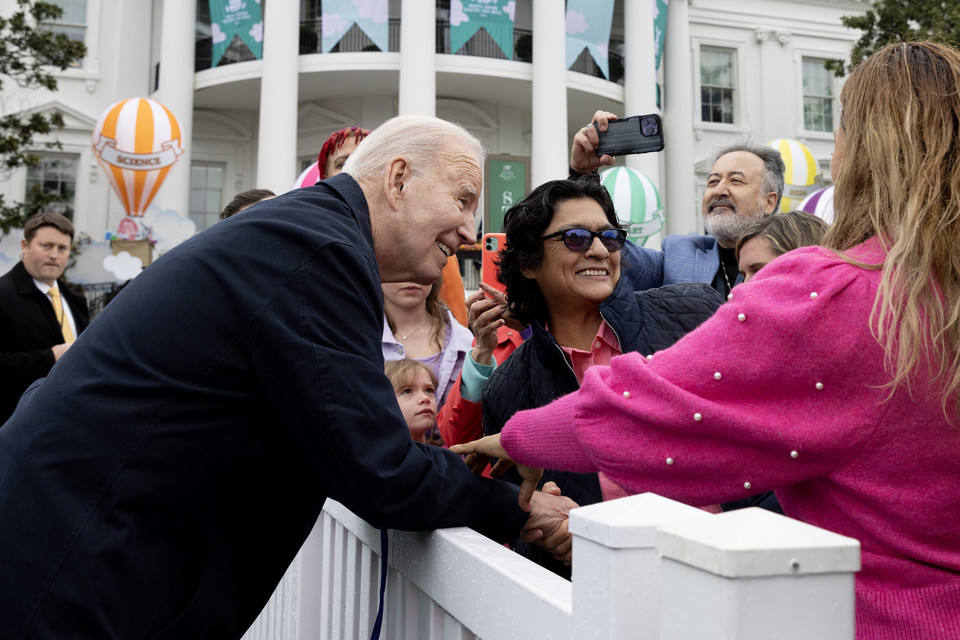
left=384, top=359, right=439, bottom=394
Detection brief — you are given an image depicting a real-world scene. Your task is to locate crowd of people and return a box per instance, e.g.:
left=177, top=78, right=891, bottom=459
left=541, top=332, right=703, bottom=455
left=0, top=40, right=958, bottom=639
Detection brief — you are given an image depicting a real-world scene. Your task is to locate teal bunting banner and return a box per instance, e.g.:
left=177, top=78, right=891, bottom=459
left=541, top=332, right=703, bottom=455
left=450, top=0, right=516, bottom=60
left=565, top=0, right=615, bottom=79
left=209, top=0, right=264, bottom=68
left=322, top=0, right=389, bottom=54
left=655, top=0, right=669, bottom=70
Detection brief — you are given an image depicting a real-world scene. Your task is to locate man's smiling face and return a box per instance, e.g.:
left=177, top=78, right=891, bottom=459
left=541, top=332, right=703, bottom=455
left=702, top=150, right=778, bottom=247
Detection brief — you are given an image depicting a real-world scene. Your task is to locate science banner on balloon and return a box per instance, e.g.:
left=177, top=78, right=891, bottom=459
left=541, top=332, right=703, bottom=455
left=92, top=97, right=184, bottom=219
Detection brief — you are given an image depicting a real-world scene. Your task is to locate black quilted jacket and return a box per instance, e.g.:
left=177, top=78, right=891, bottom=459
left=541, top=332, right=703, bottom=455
left=482, top=278, right=724, bottom=578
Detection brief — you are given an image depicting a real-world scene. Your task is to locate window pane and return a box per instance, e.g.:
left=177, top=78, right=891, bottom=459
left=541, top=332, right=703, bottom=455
left=190, top=190, right=205, bottom=212
left=700, top=47, right=735, bottom=124
left=802, top=58, right=834, bottom=132
left=53, top=0, right=87, bottom=24
left=191, top=165, right=207, bottom=188
left=24, top=152, right=79, bottom=219
left=206, top=190, right=221, bottom=212
left=189, top=163, right=226, bottom=232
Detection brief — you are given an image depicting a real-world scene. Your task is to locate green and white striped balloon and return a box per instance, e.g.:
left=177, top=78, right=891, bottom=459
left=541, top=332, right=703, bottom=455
left=599, top=167, right=665, bottom=246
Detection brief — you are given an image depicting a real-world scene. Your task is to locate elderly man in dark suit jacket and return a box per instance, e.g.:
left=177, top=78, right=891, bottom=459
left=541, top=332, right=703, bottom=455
left=0, top=116, right=574, bottom=639
left=0, top=212, right=89, bottom=424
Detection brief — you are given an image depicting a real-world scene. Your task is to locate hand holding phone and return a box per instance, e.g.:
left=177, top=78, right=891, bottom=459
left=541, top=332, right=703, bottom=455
left=594, top=114, right=664, bottom=157
left=481, top=233, right=507, bottom=295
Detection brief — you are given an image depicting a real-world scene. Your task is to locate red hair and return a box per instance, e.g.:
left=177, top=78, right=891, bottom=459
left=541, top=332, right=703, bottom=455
left=316, top=126, right=371, bottom=179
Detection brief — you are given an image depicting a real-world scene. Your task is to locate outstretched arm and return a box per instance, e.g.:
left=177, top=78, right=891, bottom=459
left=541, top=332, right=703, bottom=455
left=451, top=434, right=544, bottom=510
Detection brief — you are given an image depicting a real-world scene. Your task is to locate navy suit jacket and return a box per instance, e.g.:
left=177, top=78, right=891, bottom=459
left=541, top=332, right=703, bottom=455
left=661, top=234, right=742, bottom=296
left=0, top=261, right=89, bottom=424
left=0, top=174, right=527, bottom=639
left=619, top=234, right=740, bottom=297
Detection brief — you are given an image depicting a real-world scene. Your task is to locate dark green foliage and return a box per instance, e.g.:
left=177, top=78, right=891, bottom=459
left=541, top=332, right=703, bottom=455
left=828, top=0, right=960, bottom=75
left=0, top=0, right=86, bottom=231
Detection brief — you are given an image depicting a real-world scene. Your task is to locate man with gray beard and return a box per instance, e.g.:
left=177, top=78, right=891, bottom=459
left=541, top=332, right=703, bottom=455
left=572, top=114, right=785, bottom=299
left=664, top=141, right=786, bottom=298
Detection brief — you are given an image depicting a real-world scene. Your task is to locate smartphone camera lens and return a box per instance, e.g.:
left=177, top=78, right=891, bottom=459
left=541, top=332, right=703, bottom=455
left=640, top=117, right=659, bottom=136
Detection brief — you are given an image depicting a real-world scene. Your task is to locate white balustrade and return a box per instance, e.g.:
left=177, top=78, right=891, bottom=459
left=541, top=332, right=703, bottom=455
left=243, top=494, right=859, bottom=640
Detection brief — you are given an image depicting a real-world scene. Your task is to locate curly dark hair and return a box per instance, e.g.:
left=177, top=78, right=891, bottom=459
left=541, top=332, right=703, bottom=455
left=499, top=177, right=622, bottom=325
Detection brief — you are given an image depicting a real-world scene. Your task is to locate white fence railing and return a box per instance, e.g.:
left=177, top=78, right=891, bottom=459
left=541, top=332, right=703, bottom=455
left=243, top=493, right=860, bottom=640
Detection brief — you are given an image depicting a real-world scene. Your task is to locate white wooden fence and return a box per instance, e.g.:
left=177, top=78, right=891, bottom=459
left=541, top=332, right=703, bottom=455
left=243, top=493, right=860, bottom=640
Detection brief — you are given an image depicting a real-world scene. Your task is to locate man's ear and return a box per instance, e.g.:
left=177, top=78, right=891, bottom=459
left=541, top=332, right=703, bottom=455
left=20, top=237, right=28, bottom=253
left=384, top=156, right=409, bottom=209
left=521, top=266, right=538, bottom=280
left=763, top=192, right=779, bottom=215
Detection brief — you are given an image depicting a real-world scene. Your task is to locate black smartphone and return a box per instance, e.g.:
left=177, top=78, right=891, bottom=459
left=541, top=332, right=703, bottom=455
left=594, top=114, right=664, bottom=157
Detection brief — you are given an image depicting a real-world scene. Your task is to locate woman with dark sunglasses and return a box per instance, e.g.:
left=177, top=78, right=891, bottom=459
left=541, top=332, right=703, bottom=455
left=479, top=177, right=723, bottom=577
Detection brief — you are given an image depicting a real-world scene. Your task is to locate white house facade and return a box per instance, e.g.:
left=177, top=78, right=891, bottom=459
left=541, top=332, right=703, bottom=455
left=0, top=0, right=867, bottom=282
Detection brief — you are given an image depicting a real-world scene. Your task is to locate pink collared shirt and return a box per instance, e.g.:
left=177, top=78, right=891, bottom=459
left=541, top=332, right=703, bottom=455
left=556, top=319, right=628, bottom=501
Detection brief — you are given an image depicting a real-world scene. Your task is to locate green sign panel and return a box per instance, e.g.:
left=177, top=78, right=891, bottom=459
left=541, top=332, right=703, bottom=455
left=484, top=155, right=529, bottom=235
left=209, top=0, right=264, bottom=68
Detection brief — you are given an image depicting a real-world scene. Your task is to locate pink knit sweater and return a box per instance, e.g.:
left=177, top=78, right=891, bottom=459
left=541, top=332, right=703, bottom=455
left=502, top=239, right=960, bottom=639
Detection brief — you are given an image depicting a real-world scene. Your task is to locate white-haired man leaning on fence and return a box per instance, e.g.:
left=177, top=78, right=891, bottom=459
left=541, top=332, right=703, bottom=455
left=0, top=115, right=576, bottom=639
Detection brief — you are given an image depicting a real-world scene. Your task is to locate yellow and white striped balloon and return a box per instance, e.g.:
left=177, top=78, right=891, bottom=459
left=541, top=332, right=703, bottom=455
left=92, top=98, right=184, bottom=217
left=767, top=138, right=821, bottom=212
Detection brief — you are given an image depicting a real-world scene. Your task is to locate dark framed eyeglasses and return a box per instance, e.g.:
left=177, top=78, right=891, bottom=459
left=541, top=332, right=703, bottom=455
left=541, top=227, right=627, bottom=252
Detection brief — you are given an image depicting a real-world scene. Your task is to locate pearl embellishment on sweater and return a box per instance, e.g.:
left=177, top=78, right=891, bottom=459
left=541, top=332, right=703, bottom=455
left=790, top=450, right=799, bottom=458
left=646, top=354, right=653, bottom=360
left=737, top=313, right=746, bottom=322
left=727, top=293, right=733, bottom=301
left=743, top=481, right=752, bottom=490
left=666, top=457, right=674, bottom=465
left=694, top=413, right=702, bottom=421
left=714, top=372, right=722, bottom=380
left=810, top=292, right=818, bottom=299
left=815, top=382, right=824, bottom=390
left=623, top=391, right=631, bottom=398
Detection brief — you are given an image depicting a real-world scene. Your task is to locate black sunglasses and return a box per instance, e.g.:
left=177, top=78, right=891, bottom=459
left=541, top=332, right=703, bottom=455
left=541, top=227, right=627, bottom=252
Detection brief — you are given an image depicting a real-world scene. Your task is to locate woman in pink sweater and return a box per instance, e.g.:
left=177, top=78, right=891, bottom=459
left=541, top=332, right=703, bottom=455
left=453, top=41, right=960, bottom=639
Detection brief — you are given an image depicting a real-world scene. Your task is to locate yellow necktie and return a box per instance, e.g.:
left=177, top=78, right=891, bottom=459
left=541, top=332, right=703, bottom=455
left=49, top=286, right=75, bottom=344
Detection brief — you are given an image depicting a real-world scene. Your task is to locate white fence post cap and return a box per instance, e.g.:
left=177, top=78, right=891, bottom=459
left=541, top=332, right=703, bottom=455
left=569, top=492, right=709, bottom=548
left=657, top=507, right=861, bottom=577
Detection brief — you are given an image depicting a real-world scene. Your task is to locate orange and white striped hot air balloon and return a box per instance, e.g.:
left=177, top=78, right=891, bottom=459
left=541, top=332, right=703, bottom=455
left=92, top=98, right=184, bottom=217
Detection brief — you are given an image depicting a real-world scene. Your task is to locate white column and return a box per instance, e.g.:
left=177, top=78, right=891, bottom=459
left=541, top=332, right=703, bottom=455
left=399, top=1, right=435, bottom=116
left=256, top=1, right=300, bottom=192
left=531, top=0, right=568, bottom=186
left=623, top=0, right=659, bottom=182
left=663, top=0, right=697, bottom=235
left=569, top=493, right=711, bottom=639
left=657, top=508, right=860, bottom=640
left=150, top=1, right=196, bottom=218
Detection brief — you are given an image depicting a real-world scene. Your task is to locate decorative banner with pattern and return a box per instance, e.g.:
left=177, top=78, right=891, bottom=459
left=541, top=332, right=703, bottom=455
left=322, top=0, right=389, bottom=54
left=655, top=0, right=669, bottom=70
left=565, top=0, right=615, bottom=79
left=450, top=0, right=516, bottom=60
left=209, top=0, right=264, bottom=68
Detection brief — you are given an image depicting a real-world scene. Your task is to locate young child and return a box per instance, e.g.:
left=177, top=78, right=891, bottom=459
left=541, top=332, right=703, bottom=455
left=384, top=359, right=441, bottom=445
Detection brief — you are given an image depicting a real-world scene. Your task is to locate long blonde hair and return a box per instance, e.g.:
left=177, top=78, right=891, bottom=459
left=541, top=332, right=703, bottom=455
left=825, top=41, right=960, bottom=419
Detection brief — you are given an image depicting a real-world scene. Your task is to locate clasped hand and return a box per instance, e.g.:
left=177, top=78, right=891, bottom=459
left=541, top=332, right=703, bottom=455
left=451, top=435, right=575, bottom=565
